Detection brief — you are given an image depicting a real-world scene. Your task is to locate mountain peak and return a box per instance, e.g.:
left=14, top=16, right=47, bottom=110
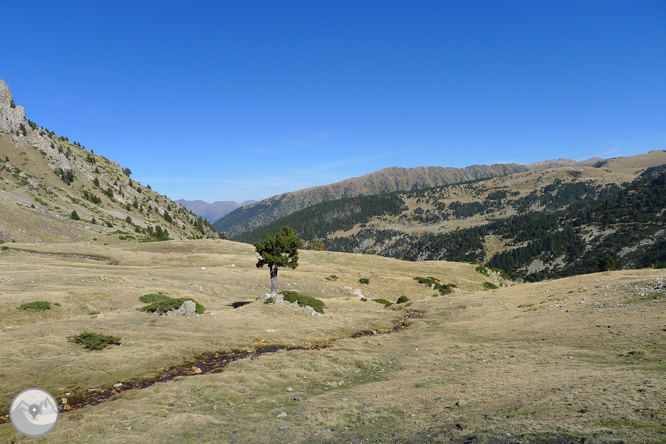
left=0, top=78, right=27, bottom=134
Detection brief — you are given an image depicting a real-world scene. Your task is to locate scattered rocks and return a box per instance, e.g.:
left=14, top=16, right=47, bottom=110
left=455, top=400, right=468, bottom=406
left=277, top=412, right=287, bottom=418
left=279, top=425, right=288, bottom=430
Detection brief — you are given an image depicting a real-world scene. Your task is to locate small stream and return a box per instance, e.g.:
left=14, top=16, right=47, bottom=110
left=0, top=311, right=422, bottom=422
left=1, top=248, right=117, bottom=265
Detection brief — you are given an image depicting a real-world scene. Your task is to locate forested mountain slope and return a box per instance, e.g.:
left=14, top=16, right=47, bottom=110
left=234, top=152, right=666, bottom=282
left=214, top=159, right=601, bottom=237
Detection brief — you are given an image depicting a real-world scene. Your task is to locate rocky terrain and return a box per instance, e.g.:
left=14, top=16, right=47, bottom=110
left=0, top=78, right=219, bottom=244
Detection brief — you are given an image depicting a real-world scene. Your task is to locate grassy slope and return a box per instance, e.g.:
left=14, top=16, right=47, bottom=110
left=0, top=129, right=217, bottom=245
left=0, top=240, right=664, bottom=443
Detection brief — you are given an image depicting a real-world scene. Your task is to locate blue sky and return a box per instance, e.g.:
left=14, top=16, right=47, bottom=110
left=2, top=1, right=665, bottom=202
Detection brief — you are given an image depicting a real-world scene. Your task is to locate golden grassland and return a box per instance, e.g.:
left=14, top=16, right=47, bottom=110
left=0, top=239, right=664, bottom=443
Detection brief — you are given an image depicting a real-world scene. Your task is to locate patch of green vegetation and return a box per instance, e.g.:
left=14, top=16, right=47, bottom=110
left=629, top=291, right=665, bottom=303
left=396, top=296, right=409, bottom=304
left=359, top=278, right=370, bottom=284
left=372, top=298, right=393, bottom=308
left=67, top=332, right=121, bottom=351
left=264, top=297, right=274, bottom=304
left=475, top=265, right=489, bottom=276
left=413, top=276, right=456, bottom=295
left=88, top=311, right=100, bottom=316
left=360, top=297, right=367, bottom=301
left=324, top=274, right=338, bottom=281
left=279, top=290, right=325, bottom=314
left=483, top=282, right=499, bottom=290
left=17, top=301, right=51, bottom=311
left=138, top=293, right=205, bottom=314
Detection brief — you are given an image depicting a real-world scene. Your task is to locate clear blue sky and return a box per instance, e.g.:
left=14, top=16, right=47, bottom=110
left=2, top=1, right=665, bottom=203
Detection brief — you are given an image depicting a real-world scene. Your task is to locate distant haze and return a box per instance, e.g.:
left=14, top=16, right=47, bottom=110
left=176, top=200, right=257, bottom=223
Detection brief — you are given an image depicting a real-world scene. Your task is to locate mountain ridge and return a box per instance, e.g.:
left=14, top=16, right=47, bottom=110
left=0, top=78, right=219, bottom=243
left=175, top=199, right=256, bottom=223
left=213, top=158, right=603, bottom=237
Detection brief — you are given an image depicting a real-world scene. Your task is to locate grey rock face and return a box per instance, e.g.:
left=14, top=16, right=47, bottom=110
left=0, top=79, right=27, bottom=133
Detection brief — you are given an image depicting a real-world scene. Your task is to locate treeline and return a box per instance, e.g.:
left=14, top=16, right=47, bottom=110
left=392, top=169, right=666, bottom=280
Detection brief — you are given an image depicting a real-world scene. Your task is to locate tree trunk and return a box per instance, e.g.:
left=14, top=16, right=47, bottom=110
left=270, top=265, right=278, bottom=294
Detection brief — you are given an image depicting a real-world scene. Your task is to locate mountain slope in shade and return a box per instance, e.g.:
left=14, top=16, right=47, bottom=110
left=213, top=159, right=601, bottom=237
left=175, top=199, right=256, bottom=223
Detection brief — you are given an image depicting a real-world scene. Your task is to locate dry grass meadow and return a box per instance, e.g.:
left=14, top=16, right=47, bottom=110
left=0, top=239, right=664, bottom=443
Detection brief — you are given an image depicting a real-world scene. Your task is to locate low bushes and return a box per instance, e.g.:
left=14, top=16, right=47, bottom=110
left=68, top=332, right=121, bottom=351
left=279, top=290, right=325, bottom=314
left=413, top=276, right=456, bottom=295
left=372, top=298, right=393, bottom=308
left=18, top=301, right=54, bottom=311
left=139, top=293, right=205, bottom=314
left=396, top=296, right=409, bottom=304
left=359, top=278, right=370, bottom=284
left=483, top=282, right=499, bottom=290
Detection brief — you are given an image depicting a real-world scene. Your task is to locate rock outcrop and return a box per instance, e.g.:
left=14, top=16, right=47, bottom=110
left=0, top=79, right=27, bottom=133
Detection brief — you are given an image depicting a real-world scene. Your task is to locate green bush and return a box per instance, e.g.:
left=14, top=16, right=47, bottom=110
left=475, top=265, right=489, bottom=276
left=396, top=296, right=409, bottom=304
left=372, top=298, right=393, bottom=308
left=324, top=275, right=338, bottom=281
left=70, top=210, right=80, bottom=220
left=483, top=282, right=499, bottom=290
left=264, top=297, right=274, bottom=304
left=413, top=276, right=456, bottom=295
left=18, top=301, right=51, bottom=311
left=278, top=290, right=325, bottom=314
left=68, top=332, right=121, bottom=351
left=359, top=278, right=370, bottom=284
left=360, top=298, right=367, bottom=302
left=138, top=293, right=205, bottom=314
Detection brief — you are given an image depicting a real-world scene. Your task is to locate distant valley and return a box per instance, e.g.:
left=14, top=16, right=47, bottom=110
left=175, top=199, right=256, bottom=223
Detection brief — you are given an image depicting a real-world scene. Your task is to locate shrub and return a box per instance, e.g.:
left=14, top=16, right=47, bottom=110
left=138, top=293, right=205, bottom=314
left=396, top=296, right=409, bottom=304
left=483, top=282, right=499, bottom=290
left=68, top=332, right=121, bottom=351
left=278, top=290, right=325, bottom=314
left=70, top=210, right=80, bottom=220
left=475, top=265, right=489, bottom=276
left=324, top=275, right=338, bottom=281
left=413, top=276, right=456, bottom=295
left=372, top=298, right=393, bottom=308
left=359, top=278, right=370, bottom=284
left=18, top=301, right=51, bottom=311
left=126, top=216, right=132, bottom=224
left=264, top=297, right=274, bottom=304
left=360, top=298, right=367, bottom=302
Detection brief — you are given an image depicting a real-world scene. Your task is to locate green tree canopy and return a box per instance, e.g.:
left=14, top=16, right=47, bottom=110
left=254, top=226, right=303, bottom=294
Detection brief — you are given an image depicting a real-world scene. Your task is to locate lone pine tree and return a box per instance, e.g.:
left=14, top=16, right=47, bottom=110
left=254, top=226, right=302, bottom=294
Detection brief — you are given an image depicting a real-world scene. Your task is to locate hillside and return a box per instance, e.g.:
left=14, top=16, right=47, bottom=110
left=0, top=79, right=219, bottom=244
left=234, top=151, right=666, bottom=282
left=0, top=239, right=664, bottom=443
left=175, top=199, right=256, bottom=223
left=213, top=159, right=601, bottom=237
